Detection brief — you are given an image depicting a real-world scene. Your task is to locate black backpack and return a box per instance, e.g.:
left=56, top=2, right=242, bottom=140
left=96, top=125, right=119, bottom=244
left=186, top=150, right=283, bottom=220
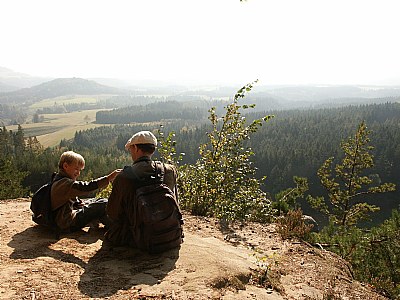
left=126, top=162, right=183, bottom=254
left=30, top=174, right=62, bottom=230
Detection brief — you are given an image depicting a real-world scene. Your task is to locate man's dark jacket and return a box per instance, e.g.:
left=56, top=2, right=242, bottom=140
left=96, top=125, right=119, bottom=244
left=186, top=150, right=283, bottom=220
left=106, top=156, right=178, bottom=246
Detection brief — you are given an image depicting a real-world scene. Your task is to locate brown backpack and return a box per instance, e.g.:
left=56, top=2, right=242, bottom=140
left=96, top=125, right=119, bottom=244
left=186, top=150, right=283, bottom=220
left=127, top=162, right=183, bottom=254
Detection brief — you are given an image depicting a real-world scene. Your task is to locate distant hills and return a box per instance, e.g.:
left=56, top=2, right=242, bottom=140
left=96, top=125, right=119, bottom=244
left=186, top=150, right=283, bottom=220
left=1, top=66, right=400, bottom=108
left=0, top=77, right=127, bottom=105
left=0, top=67, right=51, bottom=91
left=0, top=81, right=17, bottom=93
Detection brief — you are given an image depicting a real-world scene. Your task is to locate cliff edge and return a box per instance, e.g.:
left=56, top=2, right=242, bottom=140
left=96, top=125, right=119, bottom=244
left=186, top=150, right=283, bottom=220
left=0, top=199, right=387, bottom=300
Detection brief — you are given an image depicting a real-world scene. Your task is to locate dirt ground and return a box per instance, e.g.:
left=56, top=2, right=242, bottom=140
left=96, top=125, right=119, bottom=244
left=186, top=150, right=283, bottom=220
left=0, top=199, right=388, bottom=300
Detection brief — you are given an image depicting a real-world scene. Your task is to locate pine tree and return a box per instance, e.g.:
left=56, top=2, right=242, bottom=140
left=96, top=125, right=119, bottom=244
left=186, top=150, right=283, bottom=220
left=0, top=158, right=29, bottom=200
left=308, top=121, right=396, bottom=227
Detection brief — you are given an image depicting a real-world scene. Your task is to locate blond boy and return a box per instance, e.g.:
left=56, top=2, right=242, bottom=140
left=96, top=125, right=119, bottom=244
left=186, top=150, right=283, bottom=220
left=51, top=151, right=121, bottom=232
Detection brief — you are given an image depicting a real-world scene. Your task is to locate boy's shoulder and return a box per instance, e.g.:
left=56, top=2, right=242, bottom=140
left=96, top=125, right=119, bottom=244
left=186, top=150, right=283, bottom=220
left=54, top=171, right=73, bottom=181
left=51, top=176, right=74, bottom=192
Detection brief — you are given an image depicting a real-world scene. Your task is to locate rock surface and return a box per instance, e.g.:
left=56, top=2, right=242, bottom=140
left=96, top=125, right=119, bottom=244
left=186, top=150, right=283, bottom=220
left=0, top=199, right=387, bottom=299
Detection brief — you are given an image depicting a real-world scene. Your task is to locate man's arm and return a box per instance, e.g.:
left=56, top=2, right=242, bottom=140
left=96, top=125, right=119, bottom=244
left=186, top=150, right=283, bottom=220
left=106, top=175, right=123, bottom=221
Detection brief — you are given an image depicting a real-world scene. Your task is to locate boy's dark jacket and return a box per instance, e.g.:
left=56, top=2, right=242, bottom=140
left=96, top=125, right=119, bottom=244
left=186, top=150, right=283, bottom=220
left=51, top=169, right=109, bottom=230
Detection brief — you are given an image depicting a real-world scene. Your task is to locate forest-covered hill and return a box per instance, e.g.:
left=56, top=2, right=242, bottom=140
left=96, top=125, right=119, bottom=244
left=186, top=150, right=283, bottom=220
left=2, top=67, right=400, bottom=127
left=2, top=100, right=398, bottom=226
left=0, top=81, right=18, bottom=93
left=0, top=77, right=127, bottom=105
left=68, top=102, right=400, bottom=226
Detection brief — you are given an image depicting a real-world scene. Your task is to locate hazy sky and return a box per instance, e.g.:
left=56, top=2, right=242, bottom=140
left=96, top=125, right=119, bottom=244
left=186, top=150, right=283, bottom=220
left=1, top=0, right=399, bottom=86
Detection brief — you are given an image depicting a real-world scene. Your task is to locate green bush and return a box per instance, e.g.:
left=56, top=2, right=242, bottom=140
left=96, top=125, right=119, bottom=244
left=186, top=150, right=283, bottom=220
left=272, top=176, right=309, bottom=216
left=310, top=212, right=400, bottom=299
left=177, top=81, right=274, bottom=222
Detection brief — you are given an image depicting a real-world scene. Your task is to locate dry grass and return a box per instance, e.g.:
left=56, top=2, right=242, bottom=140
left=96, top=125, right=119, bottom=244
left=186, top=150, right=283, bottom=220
left=276, top=209, right=313, bottom=240
left=29, top=95, right=110, bottom=109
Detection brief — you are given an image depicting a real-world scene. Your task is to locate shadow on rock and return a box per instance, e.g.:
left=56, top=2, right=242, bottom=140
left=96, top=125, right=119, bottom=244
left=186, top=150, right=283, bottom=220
left=8, top=225, right=104, bottom=268
left=8, top=225, right=180, bottom=298
left=78, top=244, right=180, bottom=298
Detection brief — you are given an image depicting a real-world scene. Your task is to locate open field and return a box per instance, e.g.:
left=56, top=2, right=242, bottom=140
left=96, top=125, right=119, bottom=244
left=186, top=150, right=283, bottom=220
left=29, top=95, right=111, bottom=109
left=8, top=109, right=111, bottom=148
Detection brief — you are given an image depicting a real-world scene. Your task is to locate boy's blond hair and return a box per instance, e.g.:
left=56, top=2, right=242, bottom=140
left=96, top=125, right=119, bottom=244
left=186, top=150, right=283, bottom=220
left=58, top=151, right=85, bottom=170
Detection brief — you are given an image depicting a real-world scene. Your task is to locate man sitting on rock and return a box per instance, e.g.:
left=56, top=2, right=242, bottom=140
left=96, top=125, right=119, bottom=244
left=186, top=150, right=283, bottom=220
left=106, top=130, right=183, bottom=253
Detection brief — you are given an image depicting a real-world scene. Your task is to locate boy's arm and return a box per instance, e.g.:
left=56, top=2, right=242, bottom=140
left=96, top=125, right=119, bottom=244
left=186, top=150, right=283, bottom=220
left=52, top=170, right=122, bottom=210
left=71, top=176, right=109, bottom=195
left=51, top=176, right=106, bottom=210
left=71, top=169, right=122, bottom=195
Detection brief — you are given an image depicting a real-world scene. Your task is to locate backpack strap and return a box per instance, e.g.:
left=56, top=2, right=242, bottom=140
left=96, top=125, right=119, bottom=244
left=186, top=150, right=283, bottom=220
left=156, top=162, right=181, bottom=212
left=154, top=161, right=165, bottom=184
left=123, top=161, right=163, bottom=186
left=155, top=162, right=180, bottom=205
left=52, top=173, right=65, bottom=183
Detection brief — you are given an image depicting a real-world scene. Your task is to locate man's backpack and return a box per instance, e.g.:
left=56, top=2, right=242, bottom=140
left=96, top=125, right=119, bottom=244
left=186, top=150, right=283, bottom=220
left=127, top=162, right=183, bottom=254
left=30, top=174, right=62, bottom=230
